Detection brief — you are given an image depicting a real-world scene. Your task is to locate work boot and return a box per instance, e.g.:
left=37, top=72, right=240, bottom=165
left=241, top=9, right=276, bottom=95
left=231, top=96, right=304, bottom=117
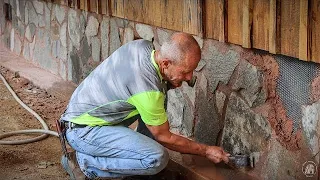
left=61, top=152, right=87, bottom=180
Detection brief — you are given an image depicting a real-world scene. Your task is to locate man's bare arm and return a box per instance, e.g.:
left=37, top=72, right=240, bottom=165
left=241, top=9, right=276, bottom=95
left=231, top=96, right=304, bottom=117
left=146, top=121, right=230, bottom=163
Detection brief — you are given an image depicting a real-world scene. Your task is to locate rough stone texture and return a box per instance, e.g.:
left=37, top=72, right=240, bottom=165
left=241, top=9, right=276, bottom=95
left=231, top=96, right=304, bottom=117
left=232, top=60, right=262, bottom=107
left=0, top=1, right=5, bottom=34
left=109, top=18, right=121, bottom=55
left=167, top=88, right=194, bottom=137
left=13, top=34, right=21, bottom=55
left=16, top=20, right=25, bottom=37
left=25, top=23, right=36, bottom=42
left=68, top=49, right=81, bottom=83
left=91, top=36, right=100, bottom=62
left=28, top=1, right=39, bottom=27
left=29, top=36, right=36, bottom=60
left=60, top=22, right=67, bottom=47
left=50, top=20, right=60, bottom=41
left=157, top=28, right=173, bottom=45
left=59, top=43, right=68, bottom=62
left=216, top=91, right=226, bottom=116
left=10, top=29, right=14, bottom=51
left=55, top=5, right=65, bottom=24
left=85, top=16, right=99, bottom=38
left=194, top=82, right=220, bottom=145
left=115, top=18, right=129, bottom=28
left=68, top=9, right=85, bottom=50
left=51, top=40, right=59, bottom=58
left=59, top=61, right=67, bottom=80
left=33, top=0, right=44, bottom=14
left=38, top=14, right=45, bottom=27
left=123, top=27, right=134, bottom=45
left=221, top=93, right=271, bottom=155
left=18, top=0, right=26, bottom=23
left=136, top=23, right=154, bottom=41
left=23, top=40, right=30, bottom=60
left=252, top=86, right=267, bottom=107
left=302, top=101, right=320, bottom=162
left=24, top=2, right=29, bottom=25
left=100, top=17, right=109, bottom=60
left=44, top=3, right=50, bottom=30
left=202, top=40, right=240, bottom=91
left=193, top=35, right=203, bottom=49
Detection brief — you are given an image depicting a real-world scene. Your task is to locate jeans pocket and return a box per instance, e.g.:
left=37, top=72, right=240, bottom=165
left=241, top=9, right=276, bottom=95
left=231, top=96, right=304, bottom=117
left=76, top=126, right=94, bottom=140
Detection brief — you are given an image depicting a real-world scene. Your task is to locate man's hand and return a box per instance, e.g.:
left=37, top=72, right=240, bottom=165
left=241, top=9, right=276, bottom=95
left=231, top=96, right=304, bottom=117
left=205, top=146, right=230, bottom=164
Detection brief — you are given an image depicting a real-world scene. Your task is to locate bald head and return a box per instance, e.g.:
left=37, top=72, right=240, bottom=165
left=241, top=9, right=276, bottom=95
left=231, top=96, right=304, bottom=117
left=160, top=32, right=201, bottom=65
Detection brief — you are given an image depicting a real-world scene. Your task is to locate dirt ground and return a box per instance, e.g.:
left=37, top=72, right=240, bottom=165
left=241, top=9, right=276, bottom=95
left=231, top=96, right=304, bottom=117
left=0, top=66, right=69, bottom=180
left=0, top=66, right=187, bottom=180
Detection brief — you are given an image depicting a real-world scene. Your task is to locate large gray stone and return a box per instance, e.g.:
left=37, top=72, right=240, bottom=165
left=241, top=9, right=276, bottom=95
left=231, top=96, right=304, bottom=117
left=33, top=0, right=43, bottom=14
left=29, top=36, right=36, bottom=59
left=34, top=35, right=58, bottom=74
left=221, top=93, right=271, bottom=155
left=109, top=18, right=121, bottom=55
left=51, top=20, right=60, bottom=41
left=47, top=2, right=52, bottom=11
left=115, top=18, right=129, bottom=28
left=55, top=5, right=65, bottom=24
left=68, top=49, right=81, bottom=83
left=15, top=0, right=21, bottom=19
left=91, top=36, right=100, bottom=62
left=18, top=0, right=26, bottom=23
left=60, top=22, right=67, bottom=47
left=85, top=16, right=99, bottom=38
left=302, top=101, right=320, bottom=162
left=123, top=27, right=134, bottom=45
left=101, top=17, right=109, bottom=60
left=10, top=29, right=14, bottom=51
left=194, top=85, right=220, bottom=145
left=51, top=40, right=59, bottom=58
left=233, top=60, right=262, bottom=107
left=157, top=28, right=173, bottom=45
left=59, top=43, right=68, bottom=62
left=80, top=36, right=91, bottom=65
left=14, top=34, right=21, bottom=55
left=24, top=2, right=29, bottom=25
left=202, top=40, right=240, bottom=91
left=167, top=89, right=194, bottom=137
left=23, top=40, right=30, bottom=60
left=216, top=90, right=226, bottom=116
left=59, top=61, right=67, bottom=80
left=193, top=35, right=203, bottom=49
left=38, top=14, right=45, bottom=27
left=68, top=9, right=84, bottom=50
left=16, top=19, right=25, bottom=37
left=28, top=2, right=38, bottom=26
left=136, top=23, right=154, bottom=41
left=44, top=4, right=50, bottom=30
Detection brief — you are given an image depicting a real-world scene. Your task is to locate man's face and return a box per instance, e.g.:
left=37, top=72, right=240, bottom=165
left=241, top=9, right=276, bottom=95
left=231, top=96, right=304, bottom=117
left=163, top=56, right=199, bottom=88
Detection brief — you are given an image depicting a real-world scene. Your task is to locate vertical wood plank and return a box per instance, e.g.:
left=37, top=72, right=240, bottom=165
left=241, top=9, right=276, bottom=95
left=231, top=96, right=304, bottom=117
left=144, top=0, right=161, bottom=27
left=227, top=0, right=243, bottom=45
left=99, top=0, right=108, bottom=15
left=89, top=0, right=98, bottom=13
left=204, top=0, right=225, bottom=41
left=253, top=0, right=269, bottom=51
left=161, top=0, right=183, bottom=31
left=299, top=0, right=308, bottom=61
left=310, top=0, right=320, bottom=63
left=111, top=0, right=124, bottom=18
left=80, top=0, right=86, bottom=10
left=183, top=0, right=202, bottom=35
left=269, top=0, right=279, bottom=54
left=124, top=0, right=144, bottom=22
left=280, top=0, right=300, bottom=58
left=243, top=0, right=253, bottom=48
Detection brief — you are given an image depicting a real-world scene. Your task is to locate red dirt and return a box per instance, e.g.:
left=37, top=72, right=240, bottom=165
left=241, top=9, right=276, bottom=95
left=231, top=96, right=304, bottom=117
left=311, top=75, right=320, bottom=102
left=241, top=50, right=302, bottom=151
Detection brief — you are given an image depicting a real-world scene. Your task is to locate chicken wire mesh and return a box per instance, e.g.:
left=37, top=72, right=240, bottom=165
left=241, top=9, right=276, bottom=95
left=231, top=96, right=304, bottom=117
left=275, top=55, right=319, bottom=132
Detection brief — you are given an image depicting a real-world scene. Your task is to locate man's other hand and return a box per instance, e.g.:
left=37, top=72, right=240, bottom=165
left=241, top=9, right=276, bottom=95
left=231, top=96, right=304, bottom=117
left=205, top=146, right=230, bottom=164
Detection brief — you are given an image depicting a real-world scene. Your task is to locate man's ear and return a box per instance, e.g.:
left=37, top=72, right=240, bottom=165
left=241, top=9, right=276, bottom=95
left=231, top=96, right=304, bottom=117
left=160, top=59, right=171, bottom=69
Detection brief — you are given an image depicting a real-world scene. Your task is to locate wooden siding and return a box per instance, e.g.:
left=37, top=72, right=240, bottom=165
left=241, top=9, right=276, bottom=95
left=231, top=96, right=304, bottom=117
left=48, top=0, right=320, bottom=63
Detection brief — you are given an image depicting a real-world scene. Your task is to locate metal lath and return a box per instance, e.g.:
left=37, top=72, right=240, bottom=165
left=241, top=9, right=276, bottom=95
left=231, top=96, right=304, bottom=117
left=275, top=55, right=319, bottom=132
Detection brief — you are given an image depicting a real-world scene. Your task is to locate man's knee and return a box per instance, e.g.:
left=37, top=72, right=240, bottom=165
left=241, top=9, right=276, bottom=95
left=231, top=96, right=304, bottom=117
left=143, top=147, right=169, bottom=175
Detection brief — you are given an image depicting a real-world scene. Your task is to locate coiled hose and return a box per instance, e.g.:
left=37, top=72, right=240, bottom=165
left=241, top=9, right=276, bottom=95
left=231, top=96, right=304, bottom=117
left=0, top=72, right=58, bottom=145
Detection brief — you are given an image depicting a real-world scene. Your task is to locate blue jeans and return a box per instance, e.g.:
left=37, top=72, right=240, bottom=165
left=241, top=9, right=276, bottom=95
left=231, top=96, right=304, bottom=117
left=65, top=117, right=169, bottom=179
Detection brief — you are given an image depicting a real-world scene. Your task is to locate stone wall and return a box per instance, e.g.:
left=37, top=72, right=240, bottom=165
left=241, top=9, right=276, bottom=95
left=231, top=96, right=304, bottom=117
left=0, top=0, right=319, bottom=179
